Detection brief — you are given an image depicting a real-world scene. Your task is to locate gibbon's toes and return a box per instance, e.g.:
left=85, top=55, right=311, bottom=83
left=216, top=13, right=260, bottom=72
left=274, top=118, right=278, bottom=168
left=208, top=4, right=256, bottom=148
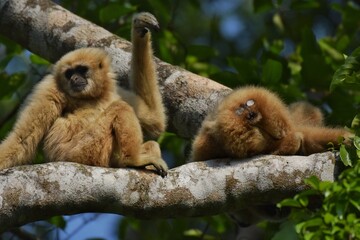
left=152, top=160, right=168, bottom=178
left=133, top=12, right=160, bottom=34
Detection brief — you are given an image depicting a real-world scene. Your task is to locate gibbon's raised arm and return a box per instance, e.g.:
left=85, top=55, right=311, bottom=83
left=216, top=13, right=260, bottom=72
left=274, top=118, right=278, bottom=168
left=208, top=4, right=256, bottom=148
left=119, top=12, right=166, bottom=139
left=0, top=77, right=65, bottom=169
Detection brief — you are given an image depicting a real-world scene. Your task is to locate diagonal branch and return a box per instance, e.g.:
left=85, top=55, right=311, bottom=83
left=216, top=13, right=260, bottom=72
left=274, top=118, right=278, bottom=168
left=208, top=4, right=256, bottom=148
left=0, top=152, right=335, bottom=232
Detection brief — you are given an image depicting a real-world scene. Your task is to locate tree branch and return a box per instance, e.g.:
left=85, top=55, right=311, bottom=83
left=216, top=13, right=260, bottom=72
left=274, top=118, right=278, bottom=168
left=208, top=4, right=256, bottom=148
left=0, top=152, right=336, bottom=232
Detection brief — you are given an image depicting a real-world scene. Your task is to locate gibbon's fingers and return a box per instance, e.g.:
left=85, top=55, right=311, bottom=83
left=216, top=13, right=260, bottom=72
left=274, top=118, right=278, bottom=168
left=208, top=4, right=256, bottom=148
left=0, top=77, right=65, bottom=169
left=133, top=12, right=160, bottom=37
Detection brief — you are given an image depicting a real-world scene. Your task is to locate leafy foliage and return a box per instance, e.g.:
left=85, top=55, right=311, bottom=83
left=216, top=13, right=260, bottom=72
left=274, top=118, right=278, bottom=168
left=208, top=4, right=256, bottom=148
left=276, top=45, right=360, bottom=240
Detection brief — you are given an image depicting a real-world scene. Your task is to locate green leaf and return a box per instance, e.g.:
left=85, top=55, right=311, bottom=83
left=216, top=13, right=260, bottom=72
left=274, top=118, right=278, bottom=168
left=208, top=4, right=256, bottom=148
left=304, top=176, right=320, bottom=190
left=48, top=216, right=66, bottom=229
left=253, top=0, right=274, bottom=13
left=351, top=114, right=360, bottom=129
left=296, top=218, right=323, bottom=233
left=29, top=54, right=49, bottom=65
left=301, top=28, right=332, bottom=89
left=324, top=213, right=335, bottom=224
left=272, top=221, right=298, bottom=240
left=318, top=181, right=332, bottom=192
left=340, top=144, right=352, bottom=166
left=278, top=198, right=302, bottom=208
left=262, top=59, right=283, bottom=84
left=331, top=46, right=360, bottom=91
left=354, top=136, right=360, bottom=150
left=349, top=199, right=360, bottom=211
left=99, top=4, right=136, bottom=23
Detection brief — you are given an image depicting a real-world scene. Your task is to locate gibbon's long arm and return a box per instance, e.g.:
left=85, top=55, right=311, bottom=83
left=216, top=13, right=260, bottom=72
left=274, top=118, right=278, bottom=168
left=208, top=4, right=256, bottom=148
left=123, top=12, right=166, bottom=139
left=0, top=77, right=65, bottom=169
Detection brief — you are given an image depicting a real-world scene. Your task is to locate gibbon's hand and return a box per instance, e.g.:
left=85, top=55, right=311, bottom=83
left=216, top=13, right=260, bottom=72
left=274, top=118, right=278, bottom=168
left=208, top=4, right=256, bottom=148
left=133, top=12, right=160, bottom=37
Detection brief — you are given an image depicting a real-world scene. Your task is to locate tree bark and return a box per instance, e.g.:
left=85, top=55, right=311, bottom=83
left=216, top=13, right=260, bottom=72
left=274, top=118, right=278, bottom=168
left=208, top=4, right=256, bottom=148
left=0, top=153, right=336, bottom=232
left=0, top=0, right=230, bottom=139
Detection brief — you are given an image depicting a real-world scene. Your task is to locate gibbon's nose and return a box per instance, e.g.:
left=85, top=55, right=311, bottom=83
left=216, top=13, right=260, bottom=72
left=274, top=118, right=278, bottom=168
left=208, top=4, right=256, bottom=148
left=247, top=111, right=257, bottom=120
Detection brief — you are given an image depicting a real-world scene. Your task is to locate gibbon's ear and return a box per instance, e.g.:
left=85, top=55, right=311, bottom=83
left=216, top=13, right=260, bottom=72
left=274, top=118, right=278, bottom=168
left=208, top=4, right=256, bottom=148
left=99, top=61, right=103, bottom=69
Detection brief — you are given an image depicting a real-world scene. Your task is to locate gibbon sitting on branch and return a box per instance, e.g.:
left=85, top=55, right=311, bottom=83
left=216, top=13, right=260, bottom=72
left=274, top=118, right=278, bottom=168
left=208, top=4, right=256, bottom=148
left=0, top=12, right=168, bottom=177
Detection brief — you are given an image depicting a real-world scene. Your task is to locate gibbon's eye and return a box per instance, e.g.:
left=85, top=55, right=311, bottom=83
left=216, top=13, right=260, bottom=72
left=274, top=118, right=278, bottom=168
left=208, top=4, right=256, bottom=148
left=65, top=69, right=74, bottom=80
left=99, top=62, right=103, bottom=69
left=246, top=99, right=255, bottom=107
left=75, top=65, right=88, bottom=75
left=235, top=107, right=245, bottom=116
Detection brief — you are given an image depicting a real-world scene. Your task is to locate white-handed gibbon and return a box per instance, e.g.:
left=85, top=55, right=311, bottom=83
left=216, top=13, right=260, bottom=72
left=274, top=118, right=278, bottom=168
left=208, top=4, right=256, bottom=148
left=0, top=12, right=168, bottom=176
left=191, top=86, right=351, bottom=161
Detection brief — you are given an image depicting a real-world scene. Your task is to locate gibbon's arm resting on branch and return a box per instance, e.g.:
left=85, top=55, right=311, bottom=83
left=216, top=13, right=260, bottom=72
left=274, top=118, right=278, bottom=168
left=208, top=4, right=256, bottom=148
left=0, top=13, right=168, bottom=177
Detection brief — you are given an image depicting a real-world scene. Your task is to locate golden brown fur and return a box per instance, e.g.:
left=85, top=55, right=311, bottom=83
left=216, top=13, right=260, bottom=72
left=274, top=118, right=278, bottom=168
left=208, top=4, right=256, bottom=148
left=191, top=86, right=351, bottom=161
left=0, top=13, right=167, bottom=176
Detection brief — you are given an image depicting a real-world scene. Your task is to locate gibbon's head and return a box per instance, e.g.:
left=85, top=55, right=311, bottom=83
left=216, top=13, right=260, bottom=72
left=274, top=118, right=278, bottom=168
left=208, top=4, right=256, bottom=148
left=53, top=48, right=116, bottom=98
left=215, top=86, right=288, bottom=134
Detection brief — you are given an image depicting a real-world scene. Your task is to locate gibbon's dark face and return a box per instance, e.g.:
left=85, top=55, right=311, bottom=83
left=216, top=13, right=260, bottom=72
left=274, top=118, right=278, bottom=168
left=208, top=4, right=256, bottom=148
left=234, top=98, right=262, bottom=124
left=54, top=48, right=113, bottom=99
left=64, top=65, right=89, bottom=92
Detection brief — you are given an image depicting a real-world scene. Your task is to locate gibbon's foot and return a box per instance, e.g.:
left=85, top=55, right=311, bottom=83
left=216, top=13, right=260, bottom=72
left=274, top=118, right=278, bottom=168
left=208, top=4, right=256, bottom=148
left=151, top=160, right=168, bottom=178
left=133, top=12, right=160, bottom=37
left=140, top=140, right=168, bottom=177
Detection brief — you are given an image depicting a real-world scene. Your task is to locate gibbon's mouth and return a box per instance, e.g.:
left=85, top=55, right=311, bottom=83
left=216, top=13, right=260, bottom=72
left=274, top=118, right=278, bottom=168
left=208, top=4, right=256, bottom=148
left=71, top=81, right=87, bottom=92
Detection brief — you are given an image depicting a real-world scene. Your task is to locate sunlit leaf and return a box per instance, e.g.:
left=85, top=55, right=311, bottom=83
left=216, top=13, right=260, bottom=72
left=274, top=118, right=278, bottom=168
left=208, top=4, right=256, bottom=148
left=278, top=199, right=301, bottom=208
left=349, top=199, right=360, bottom=211
left=331, top=46, right=360, bottom=91
left=351, top=114, right=360, bottom=129
left=340, top=144, right=352, bottom=166
left=304, top=176, right=320, bottom=190
left=30, top=54, right=50, bottom=65
left=354, top=136, right=360, bottom=150
left=323, top=213, right=335, bottom=224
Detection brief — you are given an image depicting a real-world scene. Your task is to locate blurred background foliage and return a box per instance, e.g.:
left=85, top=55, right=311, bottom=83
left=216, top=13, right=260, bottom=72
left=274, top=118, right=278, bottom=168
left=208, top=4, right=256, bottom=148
left=1, top=0, right=360, bottom=239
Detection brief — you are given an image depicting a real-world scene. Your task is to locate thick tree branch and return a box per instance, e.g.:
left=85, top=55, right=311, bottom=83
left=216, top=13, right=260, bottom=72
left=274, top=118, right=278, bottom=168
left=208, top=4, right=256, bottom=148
left=0, top=0, right=229, bottom=138
left=0, top=152, right=335, bottom=232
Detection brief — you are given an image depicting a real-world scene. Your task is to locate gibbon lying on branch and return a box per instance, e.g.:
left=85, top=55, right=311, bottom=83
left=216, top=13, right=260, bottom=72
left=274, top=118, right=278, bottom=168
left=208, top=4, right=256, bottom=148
left=191, top=86, right=351, bottom=161
left=0, top=12, right=168, bottom=177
